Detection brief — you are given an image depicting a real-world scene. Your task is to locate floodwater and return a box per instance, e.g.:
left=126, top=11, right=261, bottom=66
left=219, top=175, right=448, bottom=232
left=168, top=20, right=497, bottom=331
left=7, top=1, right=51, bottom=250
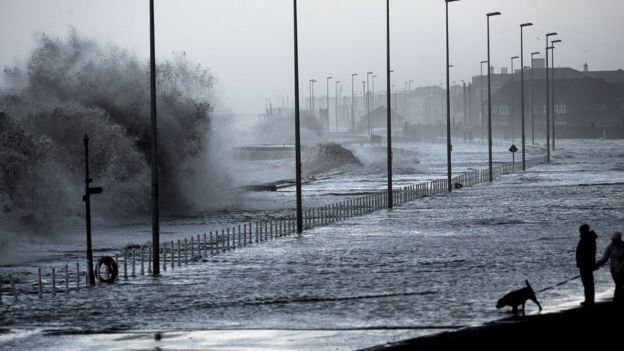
left=1, top=139, right=623, bottom=350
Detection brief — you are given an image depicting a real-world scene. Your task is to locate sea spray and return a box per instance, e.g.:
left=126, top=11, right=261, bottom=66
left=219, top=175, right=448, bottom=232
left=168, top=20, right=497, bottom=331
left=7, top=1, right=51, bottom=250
left=0, top=30, right=226, bottom=239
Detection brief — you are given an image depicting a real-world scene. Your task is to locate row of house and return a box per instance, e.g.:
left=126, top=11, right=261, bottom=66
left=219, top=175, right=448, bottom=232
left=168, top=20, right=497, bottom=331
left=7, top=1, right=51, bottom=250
left=263, top=62, right=624, bottom=140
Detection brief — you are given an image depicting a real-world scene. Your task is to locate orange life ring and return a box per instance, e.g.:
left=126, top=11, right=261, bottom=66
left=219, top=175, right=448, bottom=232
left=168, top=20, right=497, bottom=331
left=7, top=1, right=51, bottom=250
left=95, top=256, right=118, bottom=283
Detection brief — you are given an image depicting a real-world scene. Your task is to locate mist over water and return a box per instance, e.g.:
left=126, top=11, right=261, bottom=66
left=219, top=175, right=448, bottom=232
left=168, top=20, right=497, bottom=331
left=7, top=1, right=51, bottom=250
left=0, top=30, right=227, bottom=247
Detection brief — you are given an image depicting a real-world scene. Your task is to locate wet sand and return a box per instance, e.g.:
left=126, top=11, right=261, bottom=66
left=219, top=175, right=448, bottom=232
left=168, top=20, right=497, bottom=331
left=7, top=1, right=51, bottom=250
left=362, top=301, right=621, bottom=350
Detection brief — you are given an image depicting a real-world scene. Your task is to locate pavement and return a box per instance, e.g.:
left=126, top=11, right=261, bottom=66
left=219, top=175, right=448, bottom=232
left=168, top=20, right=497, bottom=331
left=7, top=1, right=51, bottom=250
left=361, top=300, right=621, bottom=350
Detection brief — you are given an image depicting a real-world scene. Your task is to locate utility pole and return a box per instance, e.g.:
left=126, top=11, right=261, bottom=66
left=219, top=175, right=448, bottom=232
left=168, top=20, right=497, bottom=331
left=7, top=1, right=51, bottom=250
left=149, top=0, right=160, bottom=275
left=520, top=22, right=533, bottom=171
left=351, top=73, right=358, bottom=135
left=386, top=0, right=393, bottom=208
left=293, top=0, right=303, bottom=233
left=83, top=135, right=103, bottom=286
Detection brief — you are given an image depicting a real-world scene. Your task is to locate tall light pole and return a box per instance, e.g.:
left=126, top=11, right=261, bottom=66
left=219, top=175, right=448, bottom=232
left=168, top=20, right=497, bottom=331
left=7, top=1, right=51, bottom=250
left=326, top=76, right=333, bottom=110
left=545, top=32, right=558, bottom=164
left=362, top=80, right=366, bottom=121
left=404, top=81, right=409, bottom=116
left=294, top=0, right=303, bottom=233
left=510, top=55, right=519, bottom=143
left=351, top=73, right=358, bottom=135
left=551, top=39, right=562, bottom=150
left=530, top=51, right=540, bottom=145
left=326, top=76, right=333, bottom=135
left=480, top=60, right=488, bottom=140
left=310, top=79, right=317, bottom=113
left=372, top=75, right=377, bottom=108
left=366, top=71, right=373, bottom=136
left=408, top=80, right=413, bottom=124
left=386, top=0, right=393, bottom=208
left=335, top=80, right=341, bottom=133
left=149, top=0, right=160, bottom=275
left=487, top=11, right=501, bottom=181
left=446, top=0, right=460, bottom=192
left=520, top=23, right=533, bottom=171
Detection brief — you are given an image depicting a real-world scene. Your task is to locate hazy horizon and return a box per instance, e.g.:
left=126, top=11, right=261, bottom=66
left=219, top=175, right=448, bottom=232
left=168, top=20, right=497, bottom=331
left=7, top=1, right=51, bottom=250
left=1, top=0, right=623, bottom=114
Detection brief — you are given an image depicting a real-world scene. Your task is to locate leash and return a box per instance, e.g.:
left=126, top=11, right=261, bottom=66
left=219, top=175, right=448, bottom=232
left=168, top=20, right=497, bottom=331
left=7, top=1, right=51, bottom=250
left=537, top=275, right=581, bottom=293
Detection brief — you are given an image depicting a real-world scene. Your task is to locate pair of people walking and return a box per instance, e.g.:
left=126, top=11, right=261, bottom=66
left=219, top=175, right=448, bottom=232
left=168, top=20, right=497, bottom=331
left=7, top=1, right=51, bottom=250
left=576, top=224, right=624, bottom=305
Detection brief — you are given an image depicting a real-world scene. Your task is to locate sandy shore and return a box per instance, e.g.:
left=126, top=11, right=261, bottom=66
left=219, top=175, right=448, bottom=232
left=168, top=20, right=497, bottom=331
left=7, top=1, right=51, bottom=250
left=361, top=301, right=621, bottom=350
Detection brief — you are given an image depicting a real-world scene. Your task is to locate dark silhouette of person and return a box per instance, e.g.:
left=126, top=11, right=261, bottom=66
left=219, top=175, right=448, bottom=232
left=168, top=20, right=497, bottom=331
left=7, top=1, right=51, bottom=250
left=576, top=224, right=597, bottom=306
left=596, top=232, right=624, bottom=304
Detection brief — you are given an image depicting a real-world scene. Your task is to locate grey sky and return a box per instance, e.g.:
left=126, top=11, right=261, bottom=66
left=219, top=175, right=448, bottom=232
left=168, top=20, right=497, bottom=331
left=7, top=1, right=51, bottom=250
left=1, top=0, right=622, bottom=114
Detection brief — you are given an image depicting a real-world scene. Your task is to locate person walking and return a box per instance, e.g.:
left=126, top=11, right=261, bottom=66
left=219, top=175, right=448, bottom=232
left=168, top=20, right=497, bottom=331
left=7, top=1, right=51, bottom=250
left=576, top=224, right=597, bottom=306
left=596, top=232, right=624, bottom=304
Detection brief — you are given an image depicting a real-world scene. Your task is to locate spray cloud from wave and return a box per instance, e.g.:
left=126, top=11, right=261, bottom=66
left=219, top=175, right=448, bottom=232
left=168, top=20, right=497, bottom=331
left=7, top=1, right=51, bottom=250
left=0, top=30, right=228, bottom=242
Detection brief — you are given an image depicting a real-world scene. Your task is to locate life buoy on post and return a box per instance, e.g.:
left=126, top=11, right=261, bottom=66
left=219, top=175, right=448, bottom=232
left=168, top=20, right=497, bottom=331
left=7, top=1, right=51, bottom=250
left=95, top=256, right=118, bottom=283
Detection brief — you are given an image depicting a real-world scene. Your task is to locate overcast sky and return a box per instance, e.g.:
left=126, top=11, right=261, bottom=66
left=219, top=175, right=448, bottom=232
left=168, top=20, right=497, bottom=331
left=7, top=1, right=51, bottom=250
left=1, top=0, right=622, bottom=114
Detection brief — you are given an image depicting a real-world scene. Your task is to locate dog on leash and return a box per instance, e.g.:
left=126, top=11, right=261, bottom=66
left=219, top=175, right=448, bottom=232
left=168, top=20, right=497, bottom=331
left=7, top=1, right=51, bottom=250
left=496, top=280, right=542, bottom=314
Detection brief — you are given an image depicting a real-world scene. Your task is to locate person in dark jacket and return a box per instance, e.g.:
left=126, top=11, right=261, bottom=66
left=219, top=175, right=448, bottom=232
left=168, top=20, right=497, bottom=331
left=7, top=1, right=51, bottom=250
left=576, top=224, right=597, bottom=306
left=596, top=232, right=624, bottom=304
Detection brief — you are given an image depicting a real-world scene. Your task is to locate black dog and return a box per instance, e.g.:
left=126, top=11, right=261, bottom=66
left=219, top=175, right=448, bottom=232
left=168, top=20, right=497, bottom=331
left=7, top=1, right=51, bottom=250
left=496, top=280, right=542, bottom=314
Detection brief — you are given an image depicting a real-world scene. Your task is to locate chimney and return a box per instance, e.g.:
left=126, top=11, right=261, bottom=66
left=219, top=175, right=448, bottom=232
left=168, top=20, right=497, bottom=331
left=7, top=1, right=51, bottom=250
left=583, top=62, right=589, bottom=72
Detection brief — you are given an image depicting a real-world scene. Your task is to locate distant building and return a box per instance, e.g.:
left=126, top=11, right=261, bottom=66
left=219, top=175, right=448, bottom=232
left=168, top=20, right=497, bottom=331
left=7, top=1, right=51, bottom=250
left=485, top=63, right=624, bottom=139
left=356, top=106, right=404, bottom=133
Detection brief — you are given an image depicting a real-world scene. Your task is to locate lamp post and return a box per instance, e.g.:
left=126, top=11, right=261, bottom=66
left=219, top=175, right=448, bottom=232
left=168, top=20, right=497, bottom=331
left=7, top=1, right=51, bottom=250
left=487, top=11, right=502, bottom=182
left=545, top=32, right=558, bottom=164
left=351, top=73, right=358, bottom=135
left=530, top=51, right=540, bottom=145
left=362, top=80, right=366, bottom=122
left=310, top=79, right=317, bottom=112
left=335, top=80, right=341, bottom=133
left=326, top=76, right=333, bottom=135
left=308, top=80, right=312, bottom=111
left=510, top=55, right=519, bottom=143
left=404, top=81, right=409, bottom=116
left=480, top=60, right=488, bottom=140
left=149, top=0, right=160, bottom=275
left=326, top=76, right=333, bottom=111
left=366, top=72, right=373, bottom=136
left=445, top=0, right=460, bottom=192
left=520, top=23, right=533, bottom=171
left=386, top=0, right=393, bottom=208
left=408, top=80, right=413, bottom=124
left=372, top=75, right=377, bottom=108
left=293, top=0, right=303, bottom=233
left=390, top=70, right=395, bottom=109
left=551, top=39, right=562, bottom=150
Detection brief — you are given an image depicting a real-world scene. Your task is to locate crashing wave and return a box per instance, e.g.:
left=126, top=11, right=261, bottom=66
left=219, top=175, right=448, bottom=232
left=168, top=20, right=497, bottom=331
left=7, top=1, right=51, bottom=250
left=0, top=30, right=226, bottom=236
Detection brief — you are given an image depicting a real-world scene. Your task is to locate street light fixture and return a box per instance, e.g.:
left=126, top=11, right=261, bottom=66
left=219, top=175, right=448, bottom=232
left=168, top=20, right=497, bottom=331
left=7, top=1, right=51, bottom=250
left=445, top=0, right=460, bottom=192
left=293, top=0, right=303, bottom=233
left=367, top=71, right=373, bottom=136
left=530, top=51, right=540, bottom=145
left=335, top=80, right=341, bottom=133
left=511, top=55, right=519, bottom=143
left=372, top=75, right=377, bottom=108
left=148, top=0, right=161, bottom=275
left=551, top=39, right=562, bottom=150
left=351, top=73, right=358, bottom=135
left=408, top=80, right=413, bottom=124
left=310, top=79, right=317, bottom=113
left=480, top=60, right=488, bottom=140
left=386, top=0, right=393, bottom=208
left=545, top=32, right=558, bottom=163
left=520, top=22, right=533, bottom=171
left=487, top=11, right=502, bottom=182
left=326, top=76, right=333, bottom=135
